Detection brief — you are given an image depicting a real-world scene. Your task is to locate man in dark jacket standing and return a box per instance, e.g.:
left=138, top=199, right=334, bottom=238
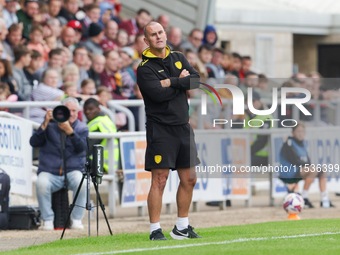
left=30, top=97, right=88, bottom=230
left=137, top=22, right=201, bottom=241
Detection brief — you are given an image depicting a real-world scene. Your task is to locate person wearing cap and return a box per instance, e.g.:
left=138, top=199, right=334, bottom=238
left=16, top=0, right=39, bottom=40
left=244, top=90, right=273, bottom=166
left=67, top=20, right=83, bottom=45
left=2, top=0, right=18, bottom=28
left=81, top=23, right=104, bottom=55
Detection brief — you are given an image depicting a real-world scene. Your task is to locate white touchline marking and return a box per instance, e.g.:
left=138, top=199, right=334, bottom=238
left=73, top=231, right=340, bottom=255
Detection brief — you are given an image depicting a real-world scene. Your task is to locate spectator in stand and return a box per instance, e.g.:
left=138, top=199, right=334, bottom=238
left=239, top=71, right=259, bottom=94
left=27, top=24, right=50, bottom=64
left=119, top=49, right=136, bottom=99
left=62, top=63, right=79, bottom=85
left=67, top=20, right=83, bottom=46
left=58, top=0, right=79, bottom=22
left=156, top=14, right=170, bottom=32
left=0, top=18, right=9, bottom=47
left=61, top=26, right=76, bottom=53
left=180, top=28, right=203, bottom=52
left=132, top=33, right=147, bottom=59
left=33, top=1, right=49, bottom=25
left=88, top=54, right=105, bottom=88
left=221, top=52, right=232, bottom=73
left=206, top=48, right=225, bottom=79
left=47, top=18, right=62, bottom=47
left=100, top=49, right=126, bottom=99
left=80, top=4, right=101, bottom=39
left=167, top=27, right=182, bottom=51
left=2, top=0, right=18, bottom=28
left=100, top=20, right=118, bottom=52
left=72, top=46, right=90, bottom=91
left=61, top=46, right=72, bottom=66
left=98, top=1, right=113, bottom=28
left=116, top=29, right=129, bottom=50
left=35, top=48, right=63, bottom=85
left=84, top=51, right=93, bottom=71
left=196, top=44, right=212, bottom=79
left=0, top=82, right=18, bottom=111
left=118, top=8, right=152, bottom=44
left=95, top=86, right=111, bottom=108
left=82, top=23, right=104, bottom=55
left=48, top=0, right=62, bottom=18
left=239, top=56, right=252, bottom=80
left=184, top=49, right=197, bottom=69
left=24, top=49, right=41, bottom=88
left=255, top=74, right=272, bottom=99
left=202, top=25, right=217, bottom=47
left=2, top=23, right=23, bottom=61
left=0, top=59, right=17, bottom=95
left=45, top=36, right=57, bottom=50
left=231, top=52, right=242, bottom=78
left=12, top=45, right=32, bottom=101
left=80, top=78, right=95, bottom=95
left=120, top=47, right=136, bottom=82
left=17, top=0, right=39, bottom=40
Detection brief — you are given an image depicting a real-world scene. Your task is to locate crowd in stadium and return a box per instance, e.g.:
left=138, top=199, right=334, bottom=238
left=0, top=0, right=340, bottom=129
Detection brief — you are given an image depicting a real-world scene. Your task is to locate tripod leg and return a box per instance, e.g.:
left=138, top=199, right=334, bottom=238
left=93, top=181, right=113, bottom=235
left=97, top=190, right=99, bottom=237
left=61, top=173, right=86, bottom=240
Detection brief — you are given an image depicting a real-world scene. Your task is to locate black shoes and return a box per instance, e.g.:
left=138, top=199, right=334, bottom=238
left=149, top=228, right=167, bottom=241
left=170, top=225, right=202, bottom=240
left=304, top=198, right=315, bottom=208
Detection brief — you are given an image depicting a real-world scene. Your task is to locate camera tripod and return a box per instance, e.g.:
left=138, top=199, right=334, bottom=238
left=60, top=160, right=112, bottom=239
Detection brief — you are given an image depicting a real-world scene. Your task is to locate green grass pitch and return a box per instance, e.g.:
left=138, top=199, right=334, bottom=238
left=4, top=219, right=340, bottom=255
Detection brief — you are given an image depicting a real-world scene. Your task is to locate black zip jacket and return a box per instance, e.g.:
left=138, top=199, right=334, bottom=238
left=137, top=46, right=200, bottom=125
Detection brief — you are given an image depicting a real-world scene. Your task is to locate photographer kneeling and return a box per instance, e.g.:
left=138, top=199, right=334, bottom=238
left=30, top=97, right=89, bottom=230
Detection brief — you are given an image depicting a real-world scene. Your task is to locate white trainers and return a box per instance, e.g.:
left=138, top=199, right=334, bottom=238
left=71, top=219, right=84, bottom=230
left=42, top=220, right=54, bottom=231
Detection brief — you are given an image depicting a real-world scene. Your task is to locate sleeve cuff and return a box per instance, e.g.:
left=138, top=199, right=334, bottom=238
left=170, top=77, right=179, bottom=88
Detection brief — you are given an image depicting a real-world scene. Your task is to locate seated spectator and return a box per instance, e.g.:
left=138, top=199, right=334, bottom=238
left=61, top=46, right=72, bottom=66
left=58, top=0, right=79, bottom=22
left=196, top=44, right=212, bottom=78
left=27, top=24, right=50, bottom=64
left=48, top=0, right=62, bottom=19
left=2, top=0, right=18, bottom=28
left=13, top=45, right=32, bottom=101
left=2, top=23, right=23, bottom=61
left=116, top=29, right=129, bottom=50
left=95, top=86, right=111, bottom=108
left=221, top=52, right=233, bottom=73
left=72, top=46, right=90, bottom=91
left=239, top=71, right=259, bottom=94
left=82, top=23, right=104, bottom=55
left=100, top=50, right=126, bottom=99
left=47, top=18, right=62, bottom=47
left=184, top=49, right=197, bottom=68
left=88, top=54, right=105, bottom=88
left=33, top=1, right=49, bottom=25
left=80, top=78, right=95, bottom=95
left=80, top=4, right=101, bottom=39
left=180, top=28, right=203, bottom=52
left=17, top=0, right=39, bottom=40
left=0, top=59, right=17, bottom=95
left=120, top=47, right=136, bottom=82
left=0, top=20, right=9, bottom=59
left=98, top=1, right=113, bottom=28
left=132, top=33, right=147, bottom=59
left=255, top=74, right=272, bottom=99
left=167, top=27, right=182, bottom=50
left=239, top=56, right=252, bottom=80
left=24, top=50, right=42, bottom=88
left=62, top=81, right=79, bottom=99
left=100, top=20, right=119, bottom=52
left=231, top=52, right=242, bottom=78
left=279, top=122, right=334, bottom=208
left=84, top=98, right=119, bottom=172
left=29, top=68, right=64, bottom=123
left=45, top=36, right=58, bottom=50
left=61, top=27, right=76, bottom=53
left=84, top=51, right=93, bottom=71
left=156, top=14, right=170, bottom=32
left=202, top=25, right=217, bottom=47
left=62, top=63, right=80, bottom=85
left=206, top=48, right=225, bottom=79
left=35, top=48, right=63, bottom=86
left=0, top=82, right=17, bottom=109
left=30, top=97, right=88, bottom=230
left=67, top=20, right=83, bottom=46
left=118, top=8, right=152, bottom=44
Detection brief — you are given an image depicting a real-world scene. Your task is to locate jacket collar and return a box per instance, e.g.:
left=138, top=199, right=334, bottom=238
left=142, top=46, right=170, bottom=60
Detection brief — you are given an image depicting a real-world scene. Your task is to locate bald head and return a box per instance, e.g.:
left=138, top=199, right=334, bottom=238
left=143, top=21, right=163, bottom=37
left=157, top=14, right=170, bottom=30
left=143, top=22, right=167, bottom=51
left=168, top=27, right=182, bottom=47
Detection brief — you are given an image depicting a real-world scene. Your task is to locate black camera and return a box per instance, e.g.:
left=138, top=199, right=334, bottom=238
left=53, top=105, right=70, bottom=123
left=91, top=145, right=104, bottom=184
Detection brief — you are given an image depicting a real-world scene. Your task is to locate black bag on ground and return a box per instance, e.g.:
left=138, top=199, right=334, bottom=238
left=52, top=188, right=70, bottom=229
left=8, top=206, right=41, bottom=230
left=0, top=169, right=10, bottom=230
